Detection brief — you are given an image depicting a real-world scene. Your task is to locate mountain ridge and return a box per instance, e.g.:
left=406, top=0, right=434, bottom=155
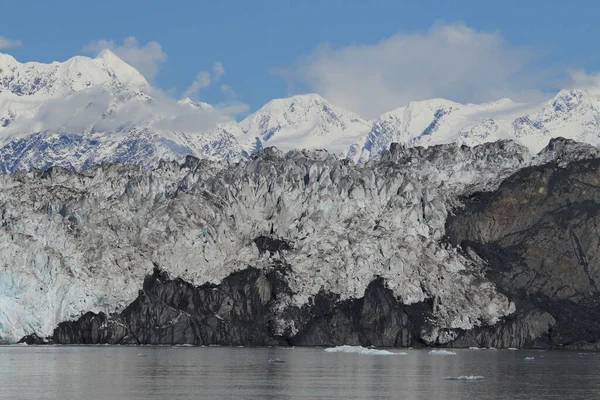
left=1, top=50, right=600, bottom=172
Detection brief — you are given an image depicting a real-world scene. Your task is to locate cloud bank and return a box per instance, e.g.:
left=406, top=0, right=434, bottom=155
left=276, top=22, right=552, bottom=118
left=3, top=86, right=248, bottom=140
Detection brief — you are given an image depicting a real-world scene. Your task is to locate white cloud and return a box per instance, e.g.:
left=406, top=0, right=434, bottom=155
left=183, top=61, right=227, bottom=100
left=183, top=71, right=211, bottom=99
left=0, top=36, right=22, bottom=50
left=3, top=86, right=248, bottom=139
left=82, top=37, right=167, bottom=81
left=276, top=22, right=548, bottom=118
left=212, top=62, right=225, bottom=81
left=220, top=84, right=237, bottom=98
left=567, top=69, right=600, bottom=94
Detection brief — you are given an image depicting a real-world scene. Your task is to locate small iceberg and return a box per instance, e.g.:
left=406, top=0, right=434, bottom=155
left=507, top=347, right=518, bottom=351
left=324, top=346, right=406, bottom=355
left=137, top=354, right=148, bottom=358
left=468, top=347, right=482, bottom=350
left=443, top=376, right=485, bottom=381
left=268, top=358, right=286, bottom=364
left=524, top=357, right=534, bottom=361
left=429, top=349, right=457, bottom=355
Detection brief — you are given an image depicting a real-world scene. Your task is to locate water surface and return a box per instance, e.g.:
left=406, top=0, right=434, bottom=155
left=0, top=346, right=597, bottom=399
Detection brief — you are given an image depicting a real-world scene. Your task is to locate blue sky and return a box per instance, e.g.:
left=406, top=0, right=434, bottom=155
left=1, top=0, right=599, bottom=117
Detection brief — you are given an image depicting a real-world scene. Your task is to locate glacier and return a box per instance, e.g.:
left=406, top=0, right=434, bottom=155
left=0, top=135, right=590, bottom=344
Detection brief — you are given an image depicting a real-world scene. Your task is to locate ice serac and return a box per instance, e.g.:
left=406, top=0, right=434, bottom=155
left=32, top=139, right=600, bottom=349
left=36, top=138, right=600, bottom=349
left=0, top=138, right=534, bottom=344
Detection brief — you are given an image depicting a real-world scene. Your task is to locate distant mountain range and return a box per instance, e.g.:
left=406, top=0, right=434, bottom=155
left=2, top=50, right=600, bottom=171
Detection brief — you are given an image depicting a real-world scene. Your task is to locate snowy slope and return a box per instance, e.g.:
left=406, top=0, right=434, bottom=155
left=235, top=93, right=372, bottom=155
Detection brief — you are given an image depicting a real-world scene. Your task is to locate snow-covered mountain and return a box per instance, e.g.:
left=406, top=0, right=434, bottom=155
left=0, top=49, right=148, bottom=98
left=348, top=89, right=600, bottom=162
left=0, top=51, right=244, bottom=171
left=3, top=50, right=600, bottom=171
left=225, top=88, right=600, bottom=163
left=234, top=93, right=372, bottom=155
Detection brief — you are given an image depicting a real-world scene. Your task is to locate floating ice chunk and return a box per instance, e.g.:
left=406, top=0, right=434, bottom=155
left=524, top=357, right=534, bottom=360
left=468, top=347, right=482, bottom=350
left=443, top=376, right=485, bottom=381
left=507, top=348, right=518, bottom=351
left=137, top=354, right=147, bottom=357
left=324, top=345, right=407, bottom=355
left=429, top=349, right=457, bottom=355
left=268, top=358, right=286, bottom=363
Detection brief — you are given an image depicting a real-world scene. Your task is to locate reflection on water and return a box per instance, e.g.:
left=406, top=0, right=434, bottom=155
left=0, top=346, right=599, bottom=399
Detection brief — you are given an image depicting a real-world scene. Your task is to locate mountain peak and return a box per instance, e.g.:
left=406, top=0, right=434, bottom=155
left=0, top=51, right=148, bottom=98
left=96, top=49, right=120, bottom=63
left=259, top=93, right=330, bottom=112
left=0, top=52, right=18, bottom=68
left=236, top=93, right=371, bottom=154
left=178, top=97, right=215, bottom=111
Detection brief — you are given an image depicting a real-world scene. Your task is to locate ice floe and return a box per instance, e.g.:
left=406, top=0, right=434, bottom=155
left=324, top=346, right=407, bottom=355
left=428, top=349, right=457, bottom=355
left=443, top=376, right=485, bottom=380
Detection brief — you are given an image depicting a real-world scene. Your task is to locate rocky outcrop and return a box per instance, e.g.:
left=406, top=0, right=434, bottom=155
left=291, top=279, right=432, bottom=347
left=52, top=266, right=433, bottom=347
left=54, top=266, right=287, bottom=346
left=446, top=155, right=600, bottom=349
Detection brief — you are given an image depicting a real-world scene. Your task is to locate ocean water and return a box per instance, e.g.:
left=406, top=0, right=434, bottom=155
left=0, top=346, right=598, bottom=399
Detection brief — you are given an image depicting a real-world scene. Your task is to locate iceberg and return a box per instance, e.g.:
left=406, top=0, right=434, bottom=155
left=268, top=358, right=286, bottom=363
left=429, top=349, right=457, bottom=355
left=524, top=357, right=534, bottom=361
left=443, top=376, right=485, bottom=381
left=324, top=346, right=407, bottom=355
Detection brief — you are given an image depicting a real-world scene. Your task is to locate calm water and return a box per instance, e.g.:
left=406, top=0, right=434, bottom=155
left=0, top=346, right=599, bottom=399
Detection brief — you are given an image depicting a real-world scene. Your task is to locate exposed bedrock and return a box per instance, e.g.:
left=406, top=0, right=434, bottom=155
left=51, top=265, right=432, bottom=347
left=446, top=156, right=600, bottom=349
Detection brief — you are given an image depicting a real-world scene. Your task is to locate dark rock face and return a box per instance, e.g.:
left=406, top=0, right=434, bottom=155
left=292, top=279, right=431, bottom=347
left=446, top=157, right=600, bottom=349
left=50, top=267, right=433, bottom=347
left=253, top=236, right=292, bottom=255
left=18, top=332, right=51, bottom=345
left=54, top=267, right=288, bottom=346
